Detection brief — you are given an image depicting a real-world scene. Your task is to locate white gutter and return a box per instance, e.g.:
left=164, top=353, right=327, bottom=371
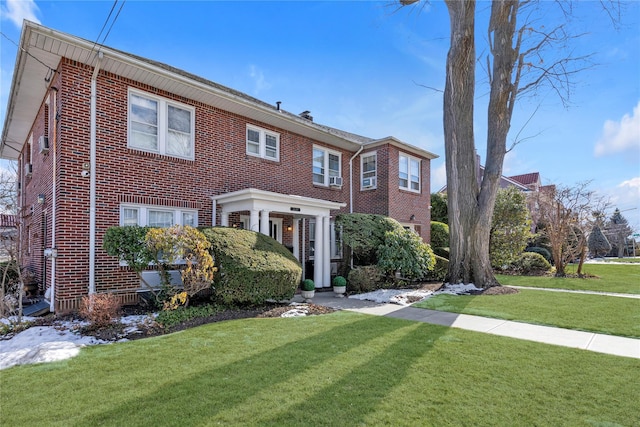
left=349, top=146, right=364, bottom=213
left=89, top=52, right=103, bottom=295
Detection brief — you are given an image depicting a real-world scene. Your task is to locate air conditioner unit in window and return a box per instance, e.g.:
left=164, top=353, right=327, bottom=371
left=329, top=176, right=343, bottom=187
left=39, top=136, right=49, bottom=153
left=24, top=163, right=33, bottom=177
left=362, top=177, right=376, bottom=188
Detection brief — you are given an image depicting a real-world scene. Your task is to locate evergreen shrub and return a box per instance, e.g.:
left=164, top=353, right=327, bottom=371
left=511, top=252, right=551, bottom=275
left=347, top=265, right=385, bottom=293
left=201, top=227, right=301, bottom=305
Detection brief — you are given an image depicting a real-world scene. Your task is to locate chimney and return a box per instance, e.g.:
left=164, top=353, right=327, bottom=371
left=299, top=110, right=313, bottom=121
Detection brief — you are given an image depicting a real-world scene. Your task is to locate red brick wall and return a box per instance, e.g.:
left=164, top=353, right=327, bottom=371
left=18, top=58, right=432, bottom=311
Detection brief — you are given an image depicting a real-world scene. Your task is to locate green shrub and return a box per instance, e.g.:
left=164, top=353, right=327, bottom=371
left=422, top=255, right=448, bottom=282
left=511, top=252, right=552, bottom=275
left=301, top=279, right=315, bottom=291
left=525, top=246, right=552, bottom=263
left=430, top=221, right=449, bottom=249
left=377, top=228, right=435, bottom=280
left=155, top=304, right=221, bottom=328
left=336, top=213, right=398, bottom=265
left=201, top=227, right=302, bottom=305
left=332, top=276, right=347, bottom=287
left=432, top=246, right=449, bottom=259
left=347, top=265, right=386, bottom=293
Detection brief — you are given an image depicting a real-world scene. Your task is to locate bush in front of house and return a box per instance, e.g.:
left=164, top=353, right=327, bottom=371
left=430, top=221, right=449, bottom=250
left=377, top=228, right=435, bottom=281
left=79, top=293, right=121, bottom=328
left=432, top=246, right=450, bottom=260
left=422, top=255, right=449, bottom=282
left=201, top=227, right=302, bottom=305
left=510, top=252, right=552, bottom=275
left=347, top=265, right=386, bottom=293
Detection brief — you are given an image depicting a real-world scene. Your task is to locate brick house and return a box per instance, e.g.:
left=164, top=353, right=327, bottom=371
left=1, top=22, right=437, bottom=312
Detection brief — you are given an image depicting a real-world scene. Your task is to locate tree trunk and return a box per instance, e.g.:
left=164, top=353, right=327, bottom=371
left=444, top=0, right=519, bottom=287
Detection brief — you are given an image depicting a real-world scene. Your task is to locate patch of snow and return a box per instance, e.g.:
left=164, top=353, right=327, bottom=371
left=0, top=314, right=156, bottom=370
left=0, top=325, right=107, bottom=370
left=280, top=308, right=309, bottom=318
left=349, top=283, right=482, bottom=306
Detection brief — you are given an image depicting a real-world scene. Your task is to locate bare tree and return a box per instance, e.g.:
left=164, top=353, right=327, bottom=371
left=535, top=181, right=602, bottom=277
left=400, top=0, right=617, bottom=287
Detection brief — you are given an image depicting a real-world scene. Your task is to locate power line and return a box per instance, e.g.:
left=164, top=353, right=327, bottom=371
left=0, top=31, right=56, bottom=74
left=84, top=0, right=127, bottom=63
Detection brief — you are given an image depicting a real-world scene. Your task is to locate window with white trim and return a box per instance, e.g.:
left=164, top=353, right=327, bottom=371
left=399, top=153, right=421, bottom=192
left=361, top=152, right=377, bottom=189
left=120, top=204, right=198, bottom=227
left=309, top=220, right=342, bottom=259
left=313, top=146, right=341, bottom=186
left=246, top=125, right=280, bottom=161
left=128, top=89, right=195, bottom=160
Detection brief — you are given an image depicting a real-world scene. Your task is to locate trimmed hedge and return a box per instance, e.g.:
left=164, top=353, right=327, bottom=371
left=201, top=227, right=301, bottom=305
left=511, top=252, right=552, bottom=275
left=525, top=246, right=552, bottom=263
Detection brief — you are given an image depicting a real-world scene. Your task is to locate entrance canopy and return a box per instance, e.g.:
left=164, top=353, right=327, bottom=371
left=211, top=188, right=345, bottom=219
left=211, top=188, right=346, bottom=288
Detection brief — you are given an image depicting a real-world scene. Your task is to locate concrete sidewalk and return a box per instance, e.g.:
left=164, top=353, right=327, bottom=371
left=299, top=290, right=640, bottom=359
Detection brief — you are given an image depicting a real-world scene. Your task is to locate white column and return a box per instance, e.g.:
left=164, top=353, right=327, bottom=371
left=211, top=200, right=217, bottom=226
left=220, top=211, right=229, bottom=227
left=292, top=218, right=300, bottom=261
left=314, top=215, right=323, bottom=289
left=323, top=215, right=331, bottom=287
left=260, top=210, right=270, bottom=235
left=249, top=209, right=260, bottom=232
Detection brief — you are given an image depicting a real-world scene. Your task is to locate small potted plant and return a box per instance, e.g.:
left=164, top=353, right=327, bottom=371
left=332, top=276, right=347, bottom=297
left=300, top=279, right=315, bottom=301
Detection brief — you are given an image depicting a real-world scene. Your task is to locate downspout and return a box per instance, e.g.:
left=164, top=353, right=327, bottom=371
left=348, top=146, right=364, bottom=270
left=49, top=88, right=58, bottom=312
left=89, top=52, right=103, bottom=295
left=349, top=146, right=364, bottom=214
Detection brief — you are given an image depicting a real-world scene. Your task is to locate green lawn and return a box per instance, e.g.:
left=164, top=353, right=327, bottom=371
left=414, top=289, right=640, bottom=337
left=496, top=263, right=640, bottom=294
left=1, top=312, right=638, bottom=426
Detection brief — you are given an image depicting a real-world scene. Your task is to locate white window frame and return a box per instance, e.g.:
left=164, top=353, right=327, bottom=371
left=128, top=88, right=195, bottom=160
left=399, top=153, right=421, bottom=193
left=361, top=151, right=377, bottom=190
left=313, top=146, right=341, bottom=186
left=246, top=124, right=280, bottom=161
left=239, top=215, right=283, bottom=243
left=119, top=204, right=198, bottom=227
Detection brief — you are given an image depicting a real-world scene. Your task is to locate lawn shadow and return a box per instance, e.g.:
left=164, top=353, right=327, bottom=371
left=260, top=318, right=444, bottom=426
left=75, top=313, right=448, bottom=426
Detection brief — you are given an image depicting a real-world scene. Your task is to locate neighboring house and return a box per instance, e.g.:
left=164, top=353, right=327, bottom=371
left=0, top=22, right=438, bottom=312
left=0, top=214, right=17, bottom=262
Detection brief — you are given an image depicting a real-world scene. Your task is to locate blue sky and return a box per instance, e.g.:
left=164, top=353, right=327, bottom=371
left=1, top=0, right=639, bottom=231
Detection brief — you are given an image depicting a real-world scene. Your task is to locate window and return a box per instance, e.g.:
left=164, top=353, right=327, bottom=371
left=246, top=125, right=280, bottom=161
left=313, top=146, right=341, bottom=186
left=128, top=89, right=194, bottom=159
left=120, top=204, right=198, bottom=227
left=361, top=152, right=377, bottom=189
left=399, top=154, right=420, bottom=192
left=239, top=216, right=282, bottom=243
left=309, top=220, right=342, bottom=259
